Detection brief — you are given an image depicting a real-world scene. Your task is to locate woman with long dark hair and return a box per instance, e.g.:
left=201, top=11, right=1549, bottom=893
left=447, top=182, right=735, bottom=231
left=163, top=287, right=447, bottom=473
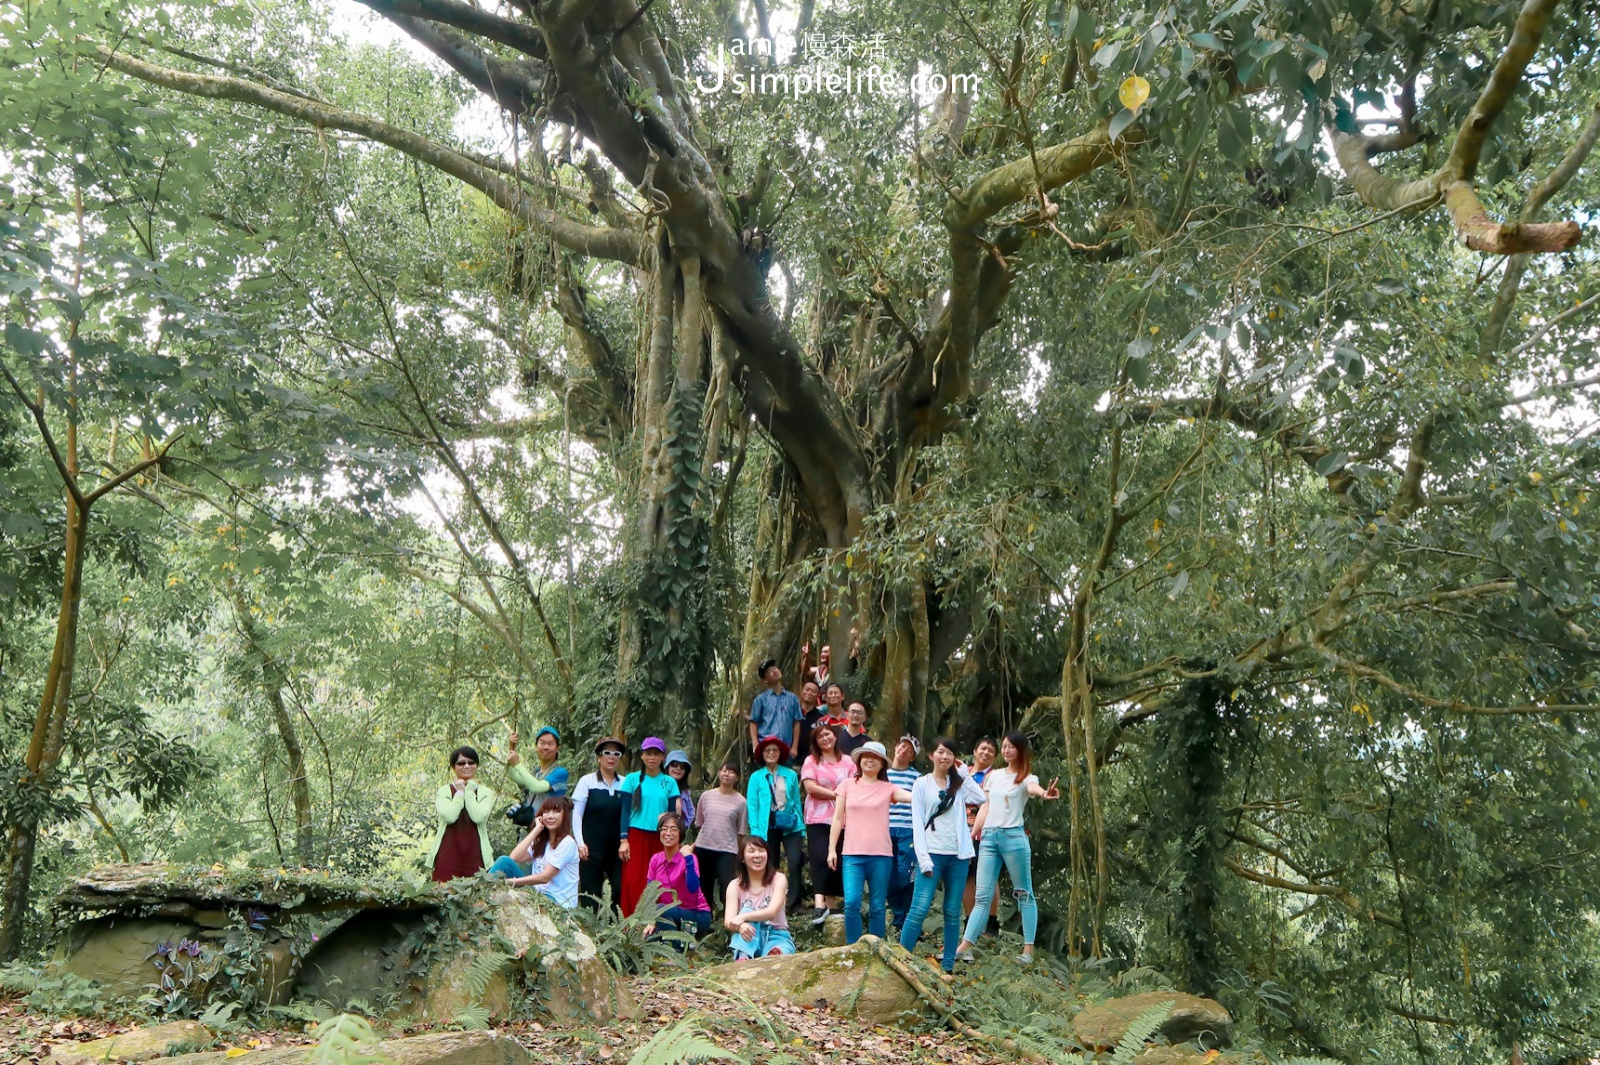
left=800, top=721, right=852, bottom=925
left=490, top=796, right=580, bottom=908
left=428, top=746, right=496, bottom=881
left=692, top=761, right=747, bottom=911
left=953, top=730, right=1060, bottom=964
left=618, top=737, right=680, bottom=915
left=899, top=738, right=986, bottom=971
left=724, top=834, right=794, bottom=960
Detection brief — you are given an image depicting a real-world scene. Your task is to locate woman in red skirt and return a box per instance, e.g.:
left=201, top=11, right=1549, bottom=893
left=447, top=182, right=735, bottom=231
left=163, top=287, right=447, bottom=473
left=428, top=746, right=496, bottom=881
left=617, top=737, right=681, bottom=915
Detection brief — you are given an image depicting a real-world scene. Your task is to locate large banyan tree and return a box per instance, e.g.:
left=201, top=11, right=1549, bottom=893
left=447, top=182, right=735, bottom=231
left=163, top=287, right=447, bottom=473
left=8, top=0, right=1600, bottom=1055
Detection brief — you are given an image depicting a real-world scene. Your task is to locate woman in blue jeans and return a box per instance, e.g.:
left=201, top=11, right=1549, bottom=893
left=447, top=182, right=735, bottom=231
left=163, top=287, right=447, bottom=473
left=828, top=741, right=913, bottom=942
left=900, top=739, right=988, bottom=971
left=954, top=731, right=1059, bottom=964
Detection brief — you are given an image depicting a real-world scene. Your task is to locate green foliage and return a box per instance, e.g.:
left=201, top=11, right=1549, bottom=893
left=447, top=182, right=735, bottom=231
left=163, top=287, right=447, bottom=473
left=1106, top=1003, right=1174, bottom=1065
left=308, top=1014, right=391, bottom=1065
left=626, top=1013, right=741, bottom=1065
left=0, top=966, right=109, bottom=1017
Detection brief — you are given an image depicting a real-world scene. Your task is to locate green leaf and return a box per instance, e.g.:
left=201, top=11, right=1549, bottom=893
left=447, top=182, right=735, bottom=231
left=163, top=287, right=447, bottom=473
left=1109, top=107, right=1138, bottom=142
left=1314, top=452, right=1348, bottom=476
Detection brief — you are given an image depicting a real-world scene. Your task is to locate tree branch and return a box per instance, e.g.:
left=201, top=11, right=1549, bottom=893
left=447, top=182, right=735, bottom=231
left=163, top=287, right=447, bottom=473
left=1481, top=100, right=1600, bottom=357
left=95, top=46, right=643, bottom=264
left=1330, top=0, right=1581, bottom=256
left=1224, top=857, right=1404, bottom=928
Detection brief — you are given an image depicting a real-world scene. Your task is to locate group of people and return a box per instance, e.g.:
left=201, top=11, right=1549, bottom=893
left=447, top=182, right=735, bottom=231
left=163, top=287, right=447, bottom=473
left=424, top=654, right=1058, bottom=971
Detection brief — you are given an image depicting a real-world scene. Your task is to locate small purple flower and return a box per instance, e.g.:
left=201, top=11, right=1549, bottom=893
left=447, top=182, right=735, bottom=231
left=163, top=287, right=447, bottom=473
left=154, top=942, right=173, bottom=959
left=178, top=938, right=202, bottom=957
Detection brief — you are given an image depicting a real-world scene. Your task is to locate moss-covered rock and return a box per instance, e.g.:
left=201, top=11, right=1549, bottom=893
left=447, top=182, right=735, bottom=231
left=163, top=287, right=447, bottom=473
left=48, top=917, right=205, bottom=1001
left=416, top=889, right=637, bottom=1025
left=1073, top=992, right=1235, bottom=1050
left=44, top=1021, right=213, bottom=1065
left=701, top=937, right=931, bottom=1028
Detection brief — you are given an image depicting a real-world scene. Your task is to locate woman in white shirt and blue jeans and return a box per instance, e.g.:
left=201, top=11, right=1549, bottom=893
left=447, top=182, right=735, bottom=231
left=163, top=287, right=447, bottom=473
left=900, top=738, right=987, bottom=972
left=954, top=730, right=1059, bottom=964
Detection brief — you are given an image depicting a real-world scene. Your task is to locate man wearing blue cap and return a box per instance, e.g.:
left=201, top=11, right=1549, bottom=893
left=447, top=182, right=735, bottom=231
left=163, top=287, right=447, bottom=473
left=507, top=725, right=569, bottom=806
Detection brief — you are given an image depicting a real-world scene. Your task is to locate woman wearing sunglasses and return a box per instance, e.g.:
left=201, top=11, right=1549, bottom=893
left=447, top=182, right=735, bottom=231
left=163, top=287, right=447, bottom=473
left=428, top=745, right=496, bottom=881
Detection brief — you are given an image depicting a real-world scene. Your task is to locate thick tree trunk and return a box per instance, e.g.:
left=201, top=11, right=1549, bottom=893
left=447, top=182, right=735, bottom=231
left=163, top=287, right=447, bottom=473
left=0, top=496, right=89, bottom=959
left=611, top=240, right=716, bottom=741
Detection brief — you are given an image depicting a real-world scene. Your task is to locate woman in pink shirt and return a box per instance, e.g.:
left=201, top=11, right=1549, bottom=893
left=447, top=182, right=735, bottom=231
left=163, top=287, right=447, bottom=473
left=642, top=812, right=711, bottom=938
left=800, top=722, right=854, bottom=925
left=828, top=741, right=912, bottom=943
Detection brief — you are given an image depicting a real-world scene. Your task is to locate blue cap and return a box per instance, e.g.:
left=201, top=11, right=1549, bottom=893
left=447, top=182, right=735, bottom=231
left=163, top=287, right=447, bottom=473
left=664, top=749, right=691, bottom=768
left=534, top=726, right=560, bottom=742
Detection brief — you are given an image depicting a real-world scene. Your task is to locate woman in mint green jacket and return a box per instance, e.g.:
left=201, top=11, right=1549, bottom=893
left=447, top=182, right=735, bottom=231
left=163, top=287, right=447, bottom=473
left=429, top=745, right=497, bottom=881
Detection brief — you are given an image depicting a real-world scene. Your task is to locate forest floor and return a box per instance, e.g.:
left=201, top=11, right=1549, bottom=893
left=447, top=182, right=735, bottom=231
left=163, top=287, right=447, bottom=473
left=6, top=976, right=1009, bottom=1065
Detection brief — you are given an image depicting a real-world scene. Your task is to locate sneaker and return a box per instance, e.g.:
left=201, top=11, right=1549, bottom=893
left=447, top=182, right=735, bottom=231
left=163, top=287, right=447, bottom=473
left=810, top=907, right=830, bottom=926
left=953, top=948, right=975, bottom=963
left=1017, top=952, right=1035, bottom=965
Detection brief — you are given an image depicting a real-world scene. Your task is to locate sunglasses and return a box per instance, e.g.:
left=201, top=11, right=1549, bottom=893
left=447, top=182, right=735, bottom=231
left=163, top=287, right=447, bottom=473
left=599, top=749, right=623, bottom=757
left=454, top=760, right=477, bottom=767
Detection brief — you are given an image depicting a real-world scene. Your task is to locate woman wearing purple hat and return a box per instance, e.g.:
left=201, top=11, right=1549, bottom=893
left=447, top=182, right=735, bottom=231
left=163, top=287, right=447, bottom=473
left=747, top=735, right=805, bottom=914
left=617, top=736, right=680, bottom=916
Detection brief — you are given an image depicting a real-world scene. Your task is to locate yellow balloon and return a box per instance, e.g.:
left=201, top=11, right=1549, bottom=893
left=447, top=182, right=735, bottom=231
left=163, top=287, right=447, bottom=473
left=1119, top=74, right=1151, bottom=111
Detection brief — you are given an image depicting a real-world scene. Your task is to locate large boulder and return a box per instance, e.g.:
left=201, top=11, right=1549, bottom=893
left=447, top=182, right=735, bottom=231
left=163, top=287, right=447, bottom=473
left=417, top=888, right=637, bottom=1025
left=157, top=1031, right=529, bottom=1065
left=1073, top=992, right=1235, bottom=1050
left=49, top=917, right=204, bottom=1001
left=44, top=1021, right=213, bottom=1065
left=292, top=909, right=432, bottom=1013
left=701, top=937, right=931, bottom=1028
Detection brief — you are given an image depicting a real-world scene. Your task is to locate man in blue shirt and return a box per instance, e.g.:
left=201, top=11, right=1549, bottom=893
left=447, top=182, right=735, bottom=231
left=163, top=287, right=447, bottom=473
left=749, top=658, right=802, bottom=761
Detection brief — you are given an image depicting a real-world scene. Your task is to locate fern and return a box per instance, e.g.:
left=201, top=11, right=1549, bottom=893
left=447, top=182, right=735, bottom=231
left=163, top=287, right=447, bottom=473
left=197, top=1001, right=241, bottom=1028
left=626, top=1013, right=741, bottom=1065
left=1107, top=1001, right=1175, bottom=1065
left=308, top=1014, right=392, bottom=1065
left=268, top=1000, right=338, bottom=1026
left=453, top=1004, right=492, bottom=1031
left=1280, top=1059, right=1345, bottom=1065
left=461, top=949, right=512, bottom=1002
left=0, top=964, right=39, bottom=993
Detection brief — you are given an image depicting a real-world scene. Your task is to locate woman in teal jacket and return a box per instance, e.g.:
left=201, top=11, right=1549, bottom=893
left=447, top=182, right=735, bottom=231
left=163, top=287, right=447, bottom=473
left=747, top=736, right=804, bottom=913
left=429, top=745, right=496, bottom=881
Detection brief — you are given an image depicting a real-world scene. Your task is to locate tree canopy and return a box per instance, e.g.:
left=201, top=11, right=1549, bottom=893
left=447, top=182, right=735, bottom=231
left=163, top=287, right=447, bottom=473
left=3, top=0, right=1600, bottom=1059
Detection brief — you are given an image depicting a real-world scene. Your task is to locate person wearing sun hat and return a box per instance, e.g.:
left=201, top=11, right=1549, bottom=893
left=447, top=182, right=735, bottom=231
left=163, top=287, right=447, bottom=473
left=664, top=749, right=696, bottom=826
left=572, top=737, right=628, bottom=911
left=616, top=736, right=680, bottom=916
left=828, top=740, right=914, bottom=943
left=746, top=735, right=805, bottom=913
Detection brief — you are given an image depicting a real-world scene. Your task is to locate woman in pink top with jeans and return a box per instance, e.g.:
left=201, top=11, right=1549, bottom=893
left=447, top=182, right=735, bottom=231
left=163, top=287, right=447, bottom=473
left=801, top=722, right=854, bottom=925
left=828, top=741, right=912, bottom=943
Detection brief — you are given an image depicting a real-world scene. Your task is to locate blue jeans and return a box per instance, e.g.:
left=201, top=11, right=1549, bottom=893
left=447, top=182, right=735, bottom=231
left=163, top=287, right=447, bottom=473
left=961, top=827, right=1037, bottom=946
left=730, top=922, right=795, bottom=959
left=889, top=830, right=917, bottom=929
left=488, top=856, right=528, bottom=879
left=899, top=852, right=970, bottom=971
left=842, top=854, right=893, bottom=943
left=654, top=906, right=711, bottom=944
